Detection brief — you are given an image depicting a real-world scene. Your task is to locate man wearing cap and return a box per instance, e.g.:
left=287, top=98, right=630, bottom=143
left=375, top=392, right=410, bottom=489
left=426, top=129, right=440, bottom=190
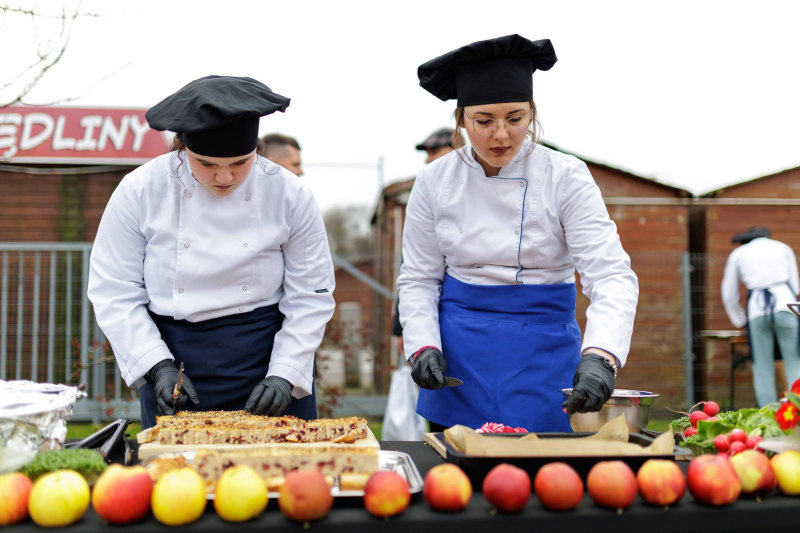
left=722, top=227, right=800, bottom=406
left=415, top=128, right=459, bottom=164
left=398, top=35, right=638, bottom=433
left=88, top=76, right=335, bottom=428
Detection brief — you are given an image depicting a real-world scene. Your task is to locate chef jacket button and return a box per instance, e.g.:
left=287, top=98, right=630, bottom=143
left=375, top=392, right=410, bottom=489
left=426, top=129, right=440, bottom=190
left=244, top=243, right=248, bottom=247
left=517, top=281, right=523, bottom=285
left=459, top=229, right=463, bottom=233
left=242, top=286, right=247, bottom=291
left=187, top=193, right=192, bottom=198
left=184, top=244, right=189, bottom=248
left=239, top=308, right=244, bottom=312
left=246, top=196, right=251, bottom=201
left=179, top=289, right=184, bottom=293
left=519, top=182, right=524, bottom=187
left=515, top=230, right=519, bottom=235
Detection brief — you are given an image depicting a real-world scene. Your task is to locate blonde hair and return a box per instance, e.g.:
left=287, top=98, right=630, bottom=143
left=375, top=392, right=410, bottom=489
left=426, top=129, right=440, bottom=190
left=451, top=101, right=541, bottom=150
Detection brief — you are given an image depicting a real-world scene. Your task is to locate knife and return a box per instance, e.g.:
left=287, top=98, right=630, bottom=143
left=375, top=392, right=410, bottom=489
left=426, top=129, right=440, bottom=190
left=171, top=362, right=185, bottom=410
left=443, top=376, right=463, bottom=387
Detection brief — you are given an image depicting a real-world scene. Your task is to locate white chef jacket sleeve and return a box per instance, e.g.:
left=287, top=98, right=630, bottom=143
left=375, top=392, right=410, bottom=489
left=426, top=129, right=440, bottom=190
left=270, top=186, right=335, bottom=399
left=720, top=249, right=747, bottom=328
left=397, top=169, right=445, bottom=361
left=88, top=180, right=174, bottom=388
left=559, top=161, right=639, bottom=366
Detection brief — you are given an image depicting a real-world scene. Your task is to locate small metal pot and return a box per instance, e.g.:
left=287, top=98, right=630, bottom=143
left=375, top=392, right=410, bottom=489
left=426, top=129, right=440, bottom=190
left=561, top=389, right=659, bottom=433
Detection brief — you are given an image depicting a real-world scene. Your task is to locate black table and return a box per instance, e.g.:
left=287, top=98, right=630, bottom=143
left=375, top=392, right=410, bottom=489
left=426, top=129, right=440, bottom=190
left=9, top=440, right=800, bottom=532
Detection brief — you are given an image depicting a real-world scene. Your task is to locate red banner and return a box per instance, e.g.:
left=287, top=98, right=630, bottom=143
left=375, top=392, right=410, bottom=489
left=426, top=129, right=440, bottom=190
left=0, top=106, right=169, bottom=164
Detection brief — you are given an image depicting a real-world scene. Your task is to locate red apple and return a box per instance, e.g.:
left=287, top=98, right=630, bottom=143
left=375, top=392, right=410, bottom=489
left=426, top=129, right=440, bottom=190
left=687, top=454, right=741, bottom=505
left=0, top=473, right=33, bottom=525
left=729, top=450, right=777, bottom=496
left=587, top=461, right=637, bottom=511
left=636, top=459, right=686, bottom=507
left=533, top=463, right=584, bottom=511
left=423, top=464, right=472, bottom=512
left=91, top=464, right=153, bottom=525
left=714, top=435, right=730, bottom=453
left=703, top=401, right=720, bottom=417
left=279, top=470, right=333, bottom=522
left=363, top=471, right=410, bottom=518
left=482, top=464, right=530, bottom=513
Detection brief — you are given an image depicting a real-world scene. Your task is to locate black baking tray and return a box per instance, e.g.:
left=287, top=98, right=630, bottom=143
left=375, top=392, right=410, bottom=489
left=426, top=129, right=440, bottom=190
left=433, top=432, right=691, bottom=490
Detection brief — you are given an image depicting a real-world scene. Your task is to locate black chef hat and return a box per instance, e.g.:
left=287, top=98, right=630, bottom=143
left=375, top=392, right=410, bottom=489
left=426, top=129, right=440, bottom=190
left=146, top=75, right=290, bottom=157
left=732, top=226, right=771, bottom=245
left=418, top=35, right=557, bottom=107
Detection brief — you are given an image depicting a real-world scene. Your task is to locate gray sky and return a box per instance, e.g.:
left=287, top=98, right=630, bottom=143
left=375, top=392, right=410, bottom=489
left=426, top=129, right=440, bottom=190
left=3, top=0, right=800, bottom=212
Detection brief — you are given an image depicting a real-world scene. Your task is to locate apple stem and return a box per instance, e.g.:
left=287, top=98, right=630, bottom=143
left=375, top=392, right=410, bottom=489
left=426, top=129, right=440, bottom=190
left=303, top=522, right=310, bottom=530
left=756, top=495, right=761, bottom=504
left=490, top=508, right=498, bottom=516
left=616, top=508, right=623, bottom=516
left=664, top=505, right=669, bottom=511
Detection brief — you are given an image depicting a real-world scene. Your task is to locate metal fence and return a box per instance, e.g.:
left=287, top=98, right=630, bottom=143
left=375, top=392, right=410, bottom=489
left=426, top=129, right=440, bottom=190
left=0, top=242, right=138, bottom=423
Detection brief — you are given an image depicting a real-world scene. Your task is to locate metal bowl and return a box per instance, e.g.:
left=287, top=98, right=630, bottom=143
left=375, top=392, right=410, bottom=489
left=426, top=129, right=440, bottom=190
left=561, top=389, right=659, bottom=433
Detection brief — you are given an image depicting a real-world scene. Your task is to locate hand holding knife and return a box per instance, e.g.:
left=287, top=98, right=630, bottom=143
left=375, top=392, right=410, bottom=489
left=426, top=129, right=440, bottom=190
left=171, top=362, right=185, bottom=411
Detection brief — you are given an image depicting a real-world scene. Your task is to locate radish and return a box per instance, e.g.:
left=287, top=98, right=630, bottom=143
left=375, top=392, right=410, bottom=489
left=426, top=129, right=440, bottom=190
left=730, top=428, right=747, bottom=443
left=745, top=435, right=763, bottom=450
left=714, top=434, right=730, bottom=453
left=706, top=416, right=719, bottom=422
left=703, top=401, right=720, bottom=417
left=689, top=411, right=709, bottom=427
left=729, top=441, right=746, bottom=455
left=684, top=427, right=698, bottom=437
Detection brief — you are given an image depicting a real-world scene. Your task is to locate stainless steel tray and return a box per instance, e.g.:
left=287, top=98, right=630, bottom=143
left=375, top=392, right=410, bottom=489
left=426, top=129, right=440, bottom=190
left=141, top=449, right=423, bottom=498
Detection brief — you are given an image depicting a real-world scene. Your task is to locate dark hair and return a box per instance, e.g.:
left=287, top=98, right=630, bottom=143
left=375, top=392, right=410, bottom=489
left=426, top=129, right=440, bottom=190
left=258, top=133, right=301, bottom=157
left=451, top=101, right=541, bottom=149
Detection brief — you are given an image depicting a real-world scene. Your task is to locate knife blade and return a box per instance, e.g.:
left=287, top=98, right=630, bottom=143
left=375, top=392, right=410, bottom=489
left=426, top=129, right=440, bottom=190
left=171, top=362, right=185, bottom=410
left=443, top=376, right=463, bottom=387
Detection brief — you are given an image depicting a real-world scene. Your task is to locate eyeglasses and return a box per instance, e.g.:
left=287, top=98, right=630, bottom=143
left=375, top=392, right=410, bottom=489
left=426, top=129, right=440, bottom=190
left=463, top=112, right=533, bottom=137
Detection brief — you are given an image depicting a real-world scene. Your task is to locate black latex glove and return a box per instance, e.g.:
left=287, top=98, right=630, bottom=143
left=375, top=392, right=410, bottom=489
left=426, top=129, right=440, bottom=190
left=148, top=360, right=200, bottom=416
left=562, top=354, right=615, bottom=415
left=411, top=348, right=448, bottom=390
left=244, top=376, right=293, bottom=416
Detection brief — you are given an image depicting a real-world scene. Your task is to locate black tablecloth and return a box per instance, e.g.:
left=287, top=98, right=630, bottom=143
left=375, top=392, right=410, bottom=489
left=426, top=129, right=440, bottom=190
left=8, top=440, right=800, bottom=532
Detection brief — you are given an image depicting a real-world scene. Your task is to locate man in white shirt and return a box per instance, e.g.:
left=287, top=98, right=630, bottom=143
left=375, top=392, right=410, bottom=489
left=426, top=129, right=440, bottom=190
left=258, top=133, right=304, bottom=177
left=721, top=227, right=800, bottom=406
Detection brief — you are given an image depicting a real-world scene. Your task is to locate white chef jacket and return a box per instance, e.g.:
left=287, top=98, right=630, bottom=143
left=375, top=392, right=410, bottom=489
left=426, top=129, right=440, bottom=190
left=88, top=152, right=335, bottom=397
left=721, top=237, right=800, bottom=328
left=397, top=141, right=639, bottom=366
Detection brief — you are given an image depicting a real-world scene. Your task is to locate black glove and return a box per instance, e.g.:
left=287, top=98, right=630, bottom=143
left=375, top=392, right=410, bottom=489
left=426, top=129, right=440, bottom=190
left=244, top=376, right=293, bottom=416
left=411, top=348, right=447, bottom=390
left=147, top=360, right=200, bottom=416
left=562, top=354, right=615, bottom=415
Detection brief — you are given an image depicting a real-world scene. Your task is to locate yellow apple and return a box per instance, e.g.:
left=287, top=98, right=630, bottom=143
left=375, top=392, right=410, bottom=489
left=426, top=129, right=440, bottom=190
left=28, top=470, right=90, bottom=527
left=214, top=465, right=268, bottom=522
left=771, top=450, right=800, bottom=495
left=151, top=468, right=207, bottom=526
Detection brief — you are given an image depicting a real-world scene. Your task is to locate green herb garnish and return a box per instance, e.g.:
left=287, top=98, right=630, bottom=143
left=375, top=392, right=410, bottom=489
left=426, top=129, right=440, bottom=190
left=20, top=449, right=107, bottom=483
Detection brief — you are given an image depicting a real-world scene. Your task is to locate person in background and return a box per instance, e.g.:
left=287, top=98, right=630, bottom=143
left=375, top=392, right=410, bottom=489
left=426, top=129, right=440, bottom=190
left=399, top=35, right=638, bottom=433
left=722, top=226, right=800, bottom=406
left=415, top=127, right=461, bottom=164
left=258, top=133, right=304, bottom=176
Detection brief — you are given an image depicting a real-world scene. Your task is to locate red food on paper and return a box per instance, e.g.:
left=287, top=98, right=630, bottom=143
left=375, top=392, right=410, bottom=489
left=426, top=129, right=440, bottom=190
left=476, top=422, right=528, bottom=434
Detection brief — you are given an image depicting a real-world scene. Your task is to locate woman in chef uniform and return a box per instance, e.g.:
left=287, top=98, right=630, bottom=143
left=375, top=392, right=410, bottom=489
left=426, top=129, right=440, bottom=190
left=398, top=35, right=639, bottom=433
left=88, top=76, right=335, bottom=429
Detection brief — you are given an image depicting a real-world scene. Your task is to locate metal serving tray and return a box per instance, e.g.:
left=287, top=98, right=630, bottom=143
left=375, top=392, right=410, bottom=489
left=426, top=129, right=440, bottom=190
left=434, top=432, right=691, bottom=490
left=140, top=449, right=423, bottom=499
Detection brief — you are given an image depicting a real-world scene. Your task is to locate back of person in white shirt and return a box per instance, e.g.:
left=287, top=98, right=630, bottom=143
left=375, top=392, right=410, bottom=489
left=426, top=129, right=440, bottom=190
left=721, top=227, right=800, bottom=406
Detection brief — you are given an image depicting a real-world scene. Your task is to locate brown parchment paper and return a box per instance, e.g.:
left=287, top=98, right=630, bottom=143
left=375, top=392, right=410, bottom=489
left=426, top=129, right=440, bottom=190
left=443, top=415, right=675, bottom=457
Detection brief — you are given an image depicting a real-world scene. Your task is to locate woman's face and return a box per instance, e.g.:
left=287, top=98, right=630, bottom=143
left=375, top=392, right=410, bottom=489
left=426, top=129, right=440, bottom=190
left=185, top=148, right=257, bottom=197
left=462, top=102, right=532, bottom=176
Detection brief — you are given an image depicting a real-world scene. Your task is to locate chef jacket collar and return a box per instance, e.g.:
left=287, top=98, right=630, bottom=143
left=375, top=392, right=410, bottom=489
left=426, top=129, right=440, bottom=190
left=462, top=138, right=531, bottom=177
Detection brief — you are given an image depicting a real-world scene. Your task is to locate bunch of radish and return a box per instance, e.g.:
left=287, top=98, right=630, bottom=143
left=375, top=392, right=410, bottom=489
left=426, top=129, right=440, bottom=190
left=713, top=429, right=764, bottom=455
left=681, top=401, right=720, bottom=438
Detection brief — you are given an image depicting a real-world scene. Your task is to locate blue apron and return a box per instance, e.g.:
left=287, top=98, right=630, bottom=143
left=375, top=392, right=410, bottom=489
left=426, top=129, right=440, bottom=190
left=417, top=275, right=580, bottom=432
left=139, top=303, right=316, bottom=429
left=744, top=282, right=798, bottom=361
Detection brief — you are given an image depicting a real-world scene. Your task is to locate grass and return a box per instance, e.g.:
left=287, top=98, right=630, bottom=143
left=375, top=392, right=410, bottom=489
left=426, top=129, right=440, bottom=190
left=646, top=419, right=674, bottom=432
